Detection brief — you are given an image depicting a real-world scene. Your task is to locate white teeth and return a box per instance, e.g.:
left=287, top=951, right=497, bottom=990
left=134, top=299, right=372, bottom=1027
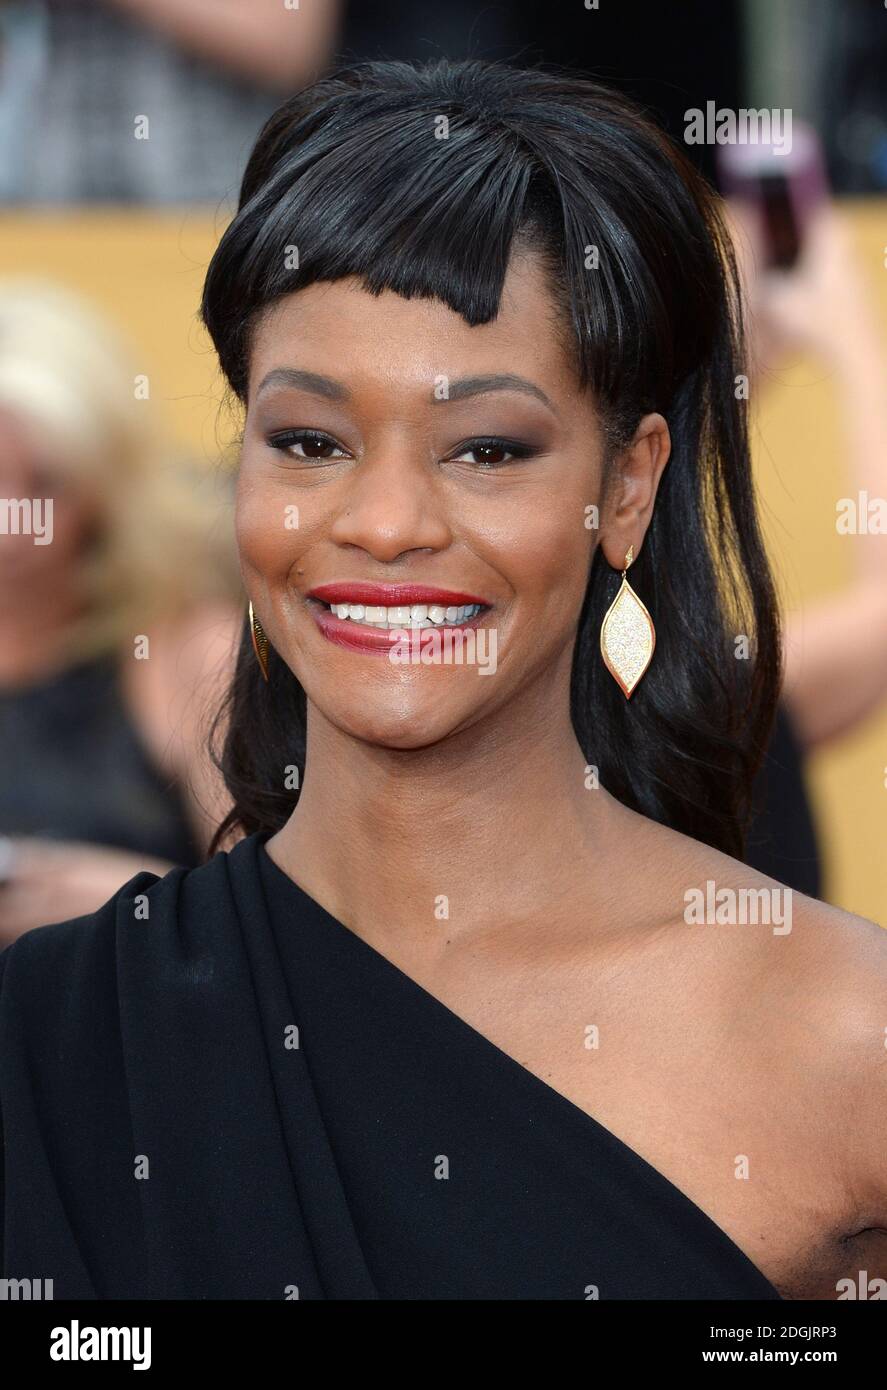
left=324, top=600, right=484, bottom=629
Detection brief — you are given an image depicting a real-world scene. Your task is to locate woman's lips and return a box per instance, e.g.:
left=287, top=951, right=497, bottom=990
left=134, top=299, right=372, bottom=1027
left=307, top=582, right=491, bottom=607
left=306, top=596, right=492, bottom=655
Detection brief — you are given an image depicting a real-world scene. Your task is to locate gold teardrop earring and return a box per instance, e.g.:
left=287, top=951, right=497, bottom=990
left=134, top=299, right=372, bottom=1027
left=248, top=600, right=270, bottom=682
left=600, top=544, right=655, bottom=698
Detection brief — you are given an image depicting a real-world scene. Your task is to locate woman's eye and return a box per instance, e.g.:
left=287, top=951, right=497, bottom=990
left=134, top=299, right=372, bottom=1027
left=267, top=430, right=348, bottom=460
left=451, top=439, right=535, bottom=468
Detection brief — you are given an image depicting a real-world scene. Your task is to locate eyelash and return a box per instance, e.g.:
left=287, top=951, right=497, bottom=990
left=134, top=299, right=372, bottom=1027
left=266, top=430, right=539, bottom=469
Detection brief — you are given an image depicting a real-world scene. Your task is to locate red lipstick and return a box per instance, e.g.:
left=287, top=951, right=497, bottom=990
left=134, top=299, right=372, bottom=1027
left=304, top=581, right=493, bottom=656
left=307, top=582, right=491, bottom=607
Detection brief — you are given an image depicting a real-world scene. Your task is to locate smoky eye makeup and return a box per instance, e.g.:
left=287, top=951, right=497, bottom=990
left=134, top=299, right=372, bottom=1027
left=263, top=428, right=546, bottom=471
left=444, top=436, right=545, bottom=468
left=265, top=428, right=351, bottom=460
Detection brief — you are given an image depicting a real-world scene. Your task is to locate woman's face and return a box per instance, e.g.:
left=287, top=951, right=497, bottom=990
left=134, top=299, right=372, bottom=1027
left=237, top=251, right=655, bottom=749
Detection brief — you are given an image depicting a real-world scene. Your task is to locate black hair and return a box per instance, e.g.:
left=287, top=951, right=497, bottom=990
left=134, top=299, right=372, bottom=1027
left=201, top=57, right=781, bottom=861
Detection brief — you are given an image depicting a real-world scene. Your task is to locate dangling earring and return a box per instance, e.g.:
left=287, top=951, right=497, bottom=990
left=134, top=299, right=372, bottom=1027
left=600, top=544, right=655, bottom=698
left=248, top=600, right=270, bottom=682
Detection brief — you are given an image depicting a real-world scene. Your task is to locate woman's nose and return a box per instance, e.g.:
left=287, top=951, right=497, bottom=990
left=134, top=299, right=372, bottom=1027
left=327, top=446, right=452, bottom=561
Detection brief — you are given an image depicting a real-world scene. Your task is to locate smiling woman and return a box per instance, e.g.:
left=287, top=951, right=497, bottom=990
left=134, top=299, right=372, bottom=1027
left=201, top=59, right=782, bottom=855
left=1, top=58, right=886, bottom=1304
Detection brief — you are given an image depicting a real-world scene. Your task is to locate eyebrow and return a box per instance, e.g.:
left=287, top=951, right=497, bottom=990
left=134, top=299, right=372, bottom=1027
left=440, top=373, right=558, bottom=416
left=255, top=367, right=559, bottom=416
left=255, top=368, right=350, bottom=402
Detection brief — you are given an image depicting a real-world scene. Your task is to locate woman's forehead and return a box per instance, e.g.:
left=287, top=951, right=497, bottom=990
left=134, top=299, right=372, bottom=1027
left=247, top=254, right=577, bottom=399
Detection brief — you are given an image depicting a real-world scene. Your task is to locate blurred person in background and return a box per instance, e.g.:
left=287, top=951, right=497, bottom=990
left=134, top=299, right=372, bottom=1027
left=0, top=0, right=341, bottom=203
left=733, top=203, right=887, bottom=899
left=0, top=279, right=240, bottom=943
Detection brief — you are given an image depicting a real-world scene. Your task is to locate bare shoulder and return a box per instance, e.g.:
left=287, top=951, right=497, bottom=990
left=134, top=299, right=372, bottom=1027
left=669, top=814, right=884, bottom=981
left=645, top=807, right=886, bottom=1019
left=635, top=808, right=887, bottom=1227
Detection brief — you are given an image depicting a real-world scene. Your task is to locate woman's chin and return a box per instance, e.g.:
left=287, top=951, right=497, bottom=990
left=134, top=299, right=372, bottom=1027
left=321, top=700, right=473, bottom=752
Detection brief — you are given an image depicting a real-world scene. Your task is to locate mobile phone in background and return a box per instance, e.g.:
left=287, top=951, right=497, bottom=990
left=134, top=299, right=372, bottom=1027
left=717, top=122, right=830, bottom=270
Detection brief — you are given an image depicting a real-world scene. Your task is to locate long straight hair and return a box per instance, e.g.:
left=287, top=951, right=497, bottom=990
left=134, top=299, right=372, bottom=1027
left=201, top=58, right=781, bottom=860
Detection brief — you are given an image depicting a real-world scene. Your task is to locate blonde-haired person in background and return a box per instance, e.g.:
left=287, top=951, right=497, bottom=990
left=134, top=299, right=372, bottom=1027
left=0, top=279, right=241, bottom=943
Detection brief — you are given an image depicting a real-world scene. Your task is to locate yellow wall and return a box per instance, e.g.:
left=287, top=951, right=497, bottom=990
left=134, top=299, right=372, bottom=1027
left=1, top=209, right=230, bottom=460
left=1, top=204, right=885, bottom=924
left=750, top=202, right=887, bottom=925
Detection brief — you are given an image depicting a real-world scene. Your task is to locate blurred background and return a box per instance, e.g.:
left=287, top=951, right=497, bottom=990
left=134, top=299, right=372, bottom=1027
left=0, top=0, right=885, bottom=938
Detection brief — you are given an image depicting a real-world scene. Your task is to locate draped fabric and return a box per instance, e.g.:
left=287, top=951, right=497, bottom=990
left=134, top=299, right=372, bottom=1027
left=0, top=832, right=782, bottom=1300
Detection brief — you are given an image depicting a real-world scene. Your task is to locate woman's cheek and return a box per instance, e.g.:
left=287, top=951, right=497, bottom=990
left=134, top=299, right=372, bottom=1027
left=235, top=476, right=303, bottom=579
left=481, top=494, right=593, bottom=608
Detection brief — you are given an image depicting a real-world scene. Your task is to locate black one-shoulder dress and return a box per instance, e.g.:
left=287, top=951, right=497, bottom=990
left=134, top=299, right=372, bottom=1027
left=0, top=832, right=783, bottom=1300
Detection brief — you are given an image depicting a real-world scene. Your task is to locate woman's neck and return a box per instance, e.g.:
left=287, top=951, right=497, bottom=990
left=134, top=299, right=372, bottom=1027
left=268, top=676, right=626, bottom=953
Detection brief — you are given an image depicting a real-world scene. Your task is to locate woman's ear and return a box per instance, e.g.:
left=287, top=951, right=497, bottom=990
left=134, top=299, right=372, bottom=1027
left=600, top=412, right=671, bottom=569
